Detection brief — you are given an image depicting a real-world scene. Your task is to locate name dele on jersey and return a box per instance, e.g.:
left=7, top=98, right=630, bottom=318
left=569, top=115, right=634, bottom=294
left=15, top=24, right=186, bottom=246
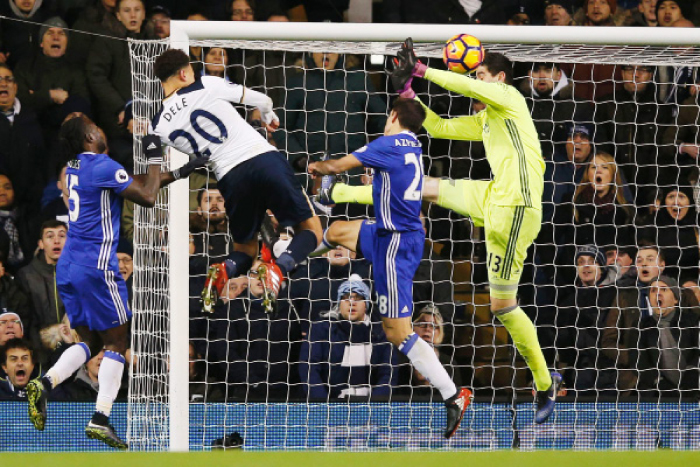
left=162, top=97, right=189, bottom=122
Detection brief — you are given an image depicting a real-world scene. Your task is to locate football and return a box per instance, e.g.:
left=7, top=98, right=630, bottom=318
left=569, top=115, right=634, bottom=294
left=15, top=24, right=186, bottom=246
left=442, top=34, right=484, bottom=74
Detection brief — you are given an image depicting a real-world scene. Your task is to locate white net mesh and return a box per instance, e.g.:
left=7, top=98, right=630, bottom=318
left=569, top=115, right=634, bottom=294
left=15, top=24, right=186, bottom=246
left=128, top=36, right=700, bottom=451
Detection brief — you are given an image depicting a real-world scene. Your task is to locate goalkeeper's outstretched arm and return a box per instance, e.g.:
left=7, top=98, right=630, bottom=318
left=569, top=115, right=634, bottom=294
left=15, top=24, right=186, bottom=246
left=423, top=67, right=512, bottom=110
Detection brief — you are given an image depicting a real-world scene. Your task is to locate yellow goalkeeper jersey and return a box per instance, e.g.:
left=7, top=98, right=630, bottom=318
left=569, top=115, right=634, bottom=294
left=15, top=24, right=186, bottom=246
left=421, top=68, right=545, bottom=209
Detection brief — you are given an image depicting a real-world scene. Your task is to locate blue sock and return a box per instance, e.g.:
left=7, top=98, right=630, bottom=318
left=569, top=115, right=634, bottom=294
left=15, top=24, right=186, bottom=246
left=224, top=251, right=254, bottom=277
left=276, top=229, right=318, bottom=276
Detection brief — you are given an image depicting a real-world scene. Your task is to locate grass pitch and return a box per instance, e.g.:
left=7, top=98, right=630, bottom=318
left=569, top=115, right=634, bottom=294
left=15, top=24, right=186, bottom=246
left=4, top=451, right=700, bottom=467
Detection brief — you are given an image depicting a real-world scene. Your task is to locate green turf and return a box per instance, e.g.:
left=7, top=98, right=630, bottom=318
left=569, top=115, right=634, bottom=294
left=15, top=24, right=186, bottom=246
left=3, top=451, right=700, bottom=467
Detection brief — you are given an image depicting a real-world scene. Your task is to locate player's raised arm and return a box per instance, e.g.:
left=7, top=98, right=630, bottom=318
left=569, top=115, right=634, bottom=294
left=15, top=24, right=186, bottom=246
left=308, top=154, right=363, bottom=177
left=119, top=135, right=162, bottom=207
left=391, top=38, right=512, bottom=111
left=207, top=77, right=280, bottom=132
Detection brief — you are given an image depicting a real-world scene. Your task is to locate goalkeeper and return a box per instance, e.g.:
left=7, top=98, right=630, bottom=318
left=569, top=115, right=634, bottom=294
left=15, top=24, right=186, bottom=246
left=321, top=40, right=561, bottom=423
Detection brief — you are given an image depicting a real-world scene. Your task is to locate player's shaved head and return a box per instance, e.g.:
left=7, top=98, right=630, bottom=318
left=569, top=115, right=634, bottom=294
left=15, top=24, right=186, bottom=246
left=481, top=52, right=514, bottom=85
left=154, top=49, right=191, bottom=82
left=392, top=97, right=426, bottom=133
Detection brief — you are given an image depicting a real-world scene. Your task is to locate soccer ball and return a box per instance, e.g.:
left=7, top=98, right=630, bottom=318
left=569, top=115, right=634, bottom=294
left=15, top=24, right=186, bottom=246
left=442, top=34, right=484, bottom=74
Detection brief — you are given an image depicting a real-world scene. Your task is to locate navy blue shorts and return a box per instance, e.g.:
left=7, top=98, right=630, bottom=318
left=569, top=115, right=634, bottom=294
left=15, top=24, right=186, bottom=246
left=359, top=221, right=424, bottom=319
left=57, top=261, right=131, bottom=332
left=218, top=151, right=315, bottom=243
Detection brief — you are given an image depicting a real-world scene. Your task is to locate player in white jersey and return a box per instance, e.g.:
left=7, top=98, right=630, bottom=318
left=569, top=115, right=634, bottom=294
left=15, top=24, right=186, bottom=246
left=151, top=49, right=322, bottom=313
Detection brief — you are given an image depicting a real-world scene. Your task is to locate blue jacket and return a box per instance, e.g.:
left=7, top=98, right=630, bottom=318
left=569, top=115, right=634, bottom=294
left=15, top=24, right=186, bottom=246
left=299, top=317, right=396, bottom=400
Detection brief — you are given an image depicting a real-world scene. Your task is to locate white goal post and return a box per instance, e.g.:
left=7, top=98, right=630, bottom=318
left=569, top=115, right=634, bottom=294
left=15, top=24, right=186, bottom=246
left=128, top=21, right=700, bottom=452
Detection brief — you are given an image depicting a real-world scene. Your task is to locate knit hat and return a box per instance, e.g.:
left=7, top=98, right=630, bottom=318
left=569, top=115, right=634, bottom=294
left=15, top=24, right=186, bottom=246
left=656, top=0, right=690, bottom=22
left=117, top=238, right=133, bottom=258
left=337, top=274, right=371, bottom=302
left=575, top=244, right=606, bottom=266
left=653, top=275, right=681, bottom=302
left=39, top=17, right=68, bottom=43
left=568, top=123, right=592, bottom=139
left=544, top=0, right=577, bottom=14
left=0, top=310, right=22, bottom=333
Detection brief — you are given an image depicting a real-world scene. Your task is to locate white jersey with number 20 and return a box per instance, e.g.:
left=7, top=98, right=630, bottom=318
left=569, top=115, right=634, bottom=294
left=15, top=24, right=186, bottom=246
left=151, top=76, right=277, bottom=180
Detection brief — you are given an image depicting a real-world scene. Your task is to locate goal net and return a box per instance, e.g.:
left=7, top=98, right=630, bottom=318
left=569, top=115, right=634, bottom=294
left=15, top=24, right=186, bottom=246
left=128, top=23, right=700, bottom=451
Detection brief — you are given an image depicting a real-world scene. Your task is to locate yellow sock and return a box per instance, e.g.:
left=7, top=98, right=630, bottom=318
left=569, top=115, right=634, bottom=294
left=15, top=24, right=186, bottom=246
left=496, top=306, right=551, bottom=391
left=332, top=184, right=374, bottom=205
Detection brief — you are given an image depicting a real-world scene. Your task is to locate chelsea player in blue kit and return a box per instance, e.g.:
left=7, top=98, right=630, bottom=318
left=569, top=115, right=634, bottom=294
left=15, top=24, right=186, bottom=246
left=25, top=116, right=204, bottom=449
left=308, top=98, right=472, bottom=439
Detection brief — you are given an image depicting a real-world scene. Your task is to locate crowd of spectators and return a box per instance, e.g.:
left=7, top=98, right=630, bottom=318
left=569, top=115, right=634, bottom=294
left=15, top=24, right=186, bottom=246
left=2, top=0, right=700, bottom=405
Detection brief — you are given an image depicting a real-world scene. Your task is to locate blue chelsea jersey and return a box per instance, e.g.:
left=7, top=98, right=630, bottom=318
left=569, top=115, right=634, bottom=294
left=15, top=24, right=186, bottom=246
left=60, top=152, right=133, bottom=270
left=352, top=131, right=424, bottom=232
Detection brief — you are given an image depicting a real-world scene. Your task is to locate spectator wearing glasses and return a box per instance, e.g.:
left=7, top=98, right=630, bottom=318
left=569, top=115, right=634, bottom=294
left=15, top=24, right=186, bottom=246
left=396, top=304, right=461, bottom=399
left=0, top=310, right=23, bottom=346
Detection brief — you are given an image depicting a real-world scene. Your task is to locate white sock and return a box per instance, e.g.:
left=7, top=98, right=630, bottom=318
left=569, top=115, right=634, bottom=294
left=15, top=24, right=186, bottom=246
left=400, top=333, right=457, bottom=400
left=95, top=350, right=125, bottom=417
left=309, top=229, right=335, bottom=257
left=46, top=343, right=91, bottom=388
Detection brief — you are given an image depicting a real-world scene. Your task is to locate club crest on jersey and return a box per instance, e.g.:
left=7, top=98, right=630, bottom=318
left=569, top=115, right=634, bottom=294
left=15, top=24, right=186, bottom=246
left=115, top=169, right=129, bottom=183
left=483, top=123, right=490, bottom=134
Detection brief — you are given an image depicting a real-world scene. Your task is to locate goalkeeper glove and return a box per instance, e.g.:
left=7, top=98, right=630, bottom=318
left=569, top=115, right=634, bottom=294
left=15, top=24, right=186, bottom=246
left=142, top=134, right=163, bottom=166
left=388, top=58, right=416, bottom=99
left=173, top=156, right=209, bottom=180
left=397, top=37, right=427, bottom=78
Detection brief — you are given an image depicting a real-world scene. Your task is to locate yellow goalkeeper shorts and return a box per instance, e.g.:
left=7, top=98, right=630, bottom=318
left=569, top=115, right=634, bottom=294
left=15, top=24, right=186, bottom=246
left=437, top=179, right=541, bottom=300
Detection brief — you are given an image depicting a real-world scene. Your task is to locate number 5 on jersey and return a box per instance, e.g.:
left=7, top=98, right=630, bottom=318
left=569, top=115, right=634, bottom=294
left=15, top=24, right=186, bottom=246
left=68, top=174, right=79, bottom=222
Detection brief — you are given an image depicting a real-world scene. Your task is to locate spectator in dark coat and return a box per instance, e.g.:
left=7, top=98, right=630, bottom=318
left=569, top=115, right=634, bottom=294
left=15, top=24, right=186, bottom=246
left=275, top=52, right=386, bottom=184
left=86, top=0, right=156, bottom=170
left=555, top=245, right=617, bottom=392
left=601, top=242, right=667, bottom=393
left=0, top=337, right=38, bottom=400
left=288, top=245, right=370, bottom=335
left=554, top=152, right=633, bottom=284
left=0, top=262, right=30, bottom=329
left=568, top=152, right=633, bottom=249
left=0, top=64, right=47, bottom=211
left=299, top=274, right=395, bottom=400
left=0, top=171, right=37, bottom=270
left=50, top=349, right=103, bottom=400
left=14, top=17, right=91, bottom=146
left=595, top=64, right=675, bottom=202
left=637, top=275, right=700, bottom=396
left=0, top=0, right=54, bottom=68
left=641, top=185, right=699, bottom=279
left=538, top=123, right=595, bottom=283
left=206, top=262, right=302, bottom=400
left=68, top=0, right=124, bottom=66
left=521, top=62, right=590, bottom=160
left=16, top=220, right=67, bottom=347
left=51, top=349, right=127, bottom=401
